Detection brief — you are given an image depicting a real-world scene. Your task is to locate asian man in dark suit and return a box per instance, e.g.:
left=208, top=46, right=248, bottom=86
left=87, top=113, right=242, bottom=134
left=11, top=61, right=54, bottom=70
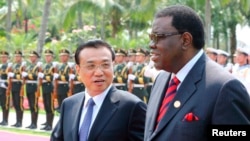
left=50, top=39, right=147, bottom=141
left=144, top=5, right=250, bottom=141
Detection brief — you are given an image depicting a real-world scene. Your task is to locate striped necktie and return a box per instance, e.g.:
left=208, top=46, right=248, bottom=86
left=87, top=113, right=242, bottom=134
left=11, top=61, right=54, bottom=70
left=156, top=76, right=180, bottom=128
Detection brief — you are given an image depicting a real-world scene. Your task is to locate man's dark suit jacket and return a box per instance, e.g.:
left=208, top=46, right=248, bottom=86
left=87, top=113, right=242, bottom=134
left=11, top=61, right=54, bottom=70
left=144, top=53, right=250, bottom=141
left=51, top=86, right=147, bottom=141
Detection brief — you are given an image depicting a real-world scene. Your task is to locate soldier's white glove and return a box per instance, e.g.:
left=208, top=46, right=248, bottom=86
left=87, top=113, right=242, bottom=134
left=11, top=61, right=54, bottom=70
left=21, top=61, right=26, bottom=67
left=144, top=67, right=154, bottom=78
left=53, top=73, right=59, bottom=79
left=52, top=62, right=58, bottom=68
left=128, top=74, right=136, bottom=80
left=22, top=71, right=28, bottom=78
left=38, top=72, right=44, bottom=78
left=8, top=72, right=14, bottom=78
left=126, top=62, right=133, bottom=68
left=0, top=83, right=7, bottom=88
left=68, top=62, right=75, bottom=68
left=36, top=61, right=42, bottom=67
left=7, top=62, right=13, bottom=68
left=69, top=74, right=75, bottom=80
left=148, top=60, right=154, bottom=68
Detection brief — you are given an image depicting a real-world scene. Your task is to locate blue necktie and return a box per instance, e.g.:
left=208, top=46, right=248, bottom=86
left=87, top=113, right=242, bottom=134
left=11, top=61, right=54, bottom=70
left=79, top=98, right=95, bottom=141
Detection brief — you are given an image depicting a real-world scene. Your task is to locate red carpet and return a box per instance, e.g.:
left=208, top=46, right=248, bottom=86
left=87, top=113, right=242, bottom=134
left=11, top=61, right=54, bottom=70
left=0, top=130, right=49, bottom=141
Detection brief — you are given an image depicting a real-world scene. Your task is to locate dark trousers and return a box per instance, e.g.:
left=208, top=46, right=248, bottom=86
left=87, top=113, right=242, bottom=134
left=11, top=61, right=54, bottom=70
left=57, top=84, right=69, bottom=110
left=11, top=82, right=23, bottom=125
left=132, top=87, right=148, bottom=103
left=73, top=83, right=85, bottom=95
left=11, top=82, right=23, bottom=112
left=0, top=87, right=10, bottom=111
left=42, top=91, right=54, bottom=113
left=0, top=87, right=10, bottom=124
left=41, top=82, right=54, bottom=127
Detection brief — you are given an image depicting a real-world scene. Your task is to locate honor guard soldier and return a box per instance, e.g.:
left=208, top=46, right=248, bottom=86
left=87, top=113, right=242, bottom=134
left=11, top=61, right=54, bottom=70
left=70, top=64, right=85, bottom=94
left=67, top=52, right=85, bottom=95
left=113, top=49, right=128, bottom=90
left=7, top=50, right=25, bottom=127
left=127, top=49, right=137, bottom=92
left=217, top=49, right=233, bottom=72
left=0, top=51, right=10, bottom=126
left=22, top=50, right=41, bottom=129
left=232, top=47, right=250, bottom=94
left=53, top=49, right=71, bottom=113
left=205, top=47, right=218, bottom=62
left=38, top=49, right=55, bottom=131
left=128, top=48, right=149, bottom=103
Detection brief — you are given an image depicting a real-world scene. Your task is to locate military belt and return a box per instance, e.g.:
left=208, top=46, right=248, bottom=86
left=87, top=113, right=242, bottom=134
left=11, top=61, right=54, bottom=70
left=0, top=80, right=7, bottom=83
left=12, top=79, right=22, bottom=82
left=148, top=83, right=154, bottom=86
left=114, top=83, right=126, bottom=87
left=26, top=80, right=37, bottom=84
left=133, top=84, right=145, bottom=88
left=73, top=81, right=81, bottom=84
left=58, top=81, right=68, bottom=84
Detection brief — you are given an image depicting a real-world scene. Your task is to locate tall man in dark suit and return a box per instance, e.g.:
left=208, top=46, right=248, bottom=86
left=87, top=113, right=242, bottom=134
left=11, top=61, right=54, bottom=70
left=144, top=5, right=250, bottom=141
left=51, top=39, right=147, bottom=141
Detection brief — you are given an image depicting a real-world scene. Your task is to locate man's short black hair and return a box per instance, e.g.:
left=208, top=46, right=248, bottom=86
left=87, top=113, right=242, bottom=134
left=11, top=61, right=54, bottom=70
left=155, top=5, right=205, bottom=49
left=74, top=39, right=115, bottom=65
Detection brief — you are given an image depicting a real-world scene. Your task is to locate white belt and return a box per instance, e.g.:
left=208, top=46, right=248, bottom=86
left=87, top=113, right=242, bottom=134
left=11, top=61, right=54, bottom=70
left=58, top=81, right=68, bottom=84
left=0, top=80, right=7, bottom=83
left=42, top=80, right=48, bottom=83
left=73, top=81, right=81, bottom=85
left=26, top=80, right=37, bottom=84
left=12, top=79, right=21, bottom=82
left=148, top=83, right=154, bottom=86
left=133, top=84, right=145, bottom=88
left=114, top=83, right=126, bottom=87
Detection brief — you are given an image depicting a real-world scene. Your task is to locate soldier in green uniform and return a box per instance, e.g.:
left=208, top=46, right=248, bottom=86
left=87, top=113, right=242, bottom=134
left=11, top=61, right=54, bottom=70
left=128, top=48, right=149, bottom=103
left=53, top=49, right=70, bottom=113
left=71, top=65, right=85, bottom=94
left=38, top=49, right=55, bottom=131
left=8, top=50, right=25, bottom=127
left=113, top=49, right=128, bottom=90
left=127, top=49, right=137, bottom=92
left=0, top=51, right=10, bottom=126
left=68, top=52, right=85, bottom=95
left=22, top=51, right=40, bottom=129
left=144, top=50, right=154, bottom=99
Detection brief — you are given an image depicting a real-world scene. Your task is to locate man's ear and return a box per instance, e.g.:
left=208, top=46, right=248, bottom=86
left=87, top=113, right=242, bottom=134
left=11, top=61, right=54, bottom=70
left=181, top=32, right=193, bottom=49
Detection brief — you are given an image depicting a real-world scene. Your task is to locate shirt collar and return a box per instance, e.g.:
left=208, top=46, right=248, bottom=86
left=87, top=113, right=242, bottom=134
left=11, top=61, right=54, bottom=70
left=175, top=49, right=204, bottom=83
left=84, top=85, right=112, bottom=108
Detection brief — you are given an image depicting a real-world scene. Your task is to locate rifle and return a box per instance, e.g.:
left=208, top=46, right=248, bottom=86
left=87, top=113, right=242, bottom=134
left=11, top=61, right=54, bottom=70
left=53, top=65, right=58, bottom=100
left=68, top=67, right=74, bottom=96
left=20, top=66, right=26, bottom=97
left=35, top=66, right=42, bottom=98
left=128, top=66, right=134, bottom=93
left=5, top=67, right=12, bottom=96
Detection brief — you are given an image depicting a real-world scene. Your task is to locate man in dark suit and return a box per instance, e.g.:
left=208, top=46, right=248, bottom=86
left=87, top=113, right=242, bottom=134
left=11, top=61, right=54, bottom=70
left=51, top=39, right=147, bottom=141
left=144, top=5, right=250, bottom=141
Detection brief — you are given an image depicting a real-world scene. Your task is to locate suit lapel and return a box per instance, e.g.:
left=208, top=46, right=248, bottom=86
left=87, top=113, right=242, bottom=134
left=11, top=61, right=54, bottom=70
left=154, top=54, right=205, bottom=135
left=71, top=93, right=85, bottom=141
left=147, top=71, right=171, bottom=135
left=88, top=86, right=118, bottom=141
